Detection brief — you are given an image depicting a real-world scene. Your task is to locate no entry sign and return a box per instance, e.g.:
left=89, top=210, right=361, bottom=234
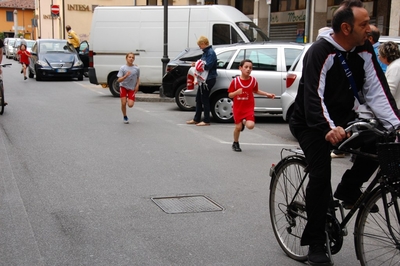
left=51, top=5, right=60, bottom=16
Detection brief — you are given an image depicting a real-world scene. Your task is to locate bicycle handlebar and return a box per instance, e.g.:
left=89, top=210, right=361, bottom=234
left=338, top=119, right=393, bottom=150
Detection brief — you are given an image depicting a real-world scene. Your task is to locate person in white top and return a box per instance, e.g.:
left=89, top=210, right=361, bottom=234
left=378, top=41, right=400, bottom=107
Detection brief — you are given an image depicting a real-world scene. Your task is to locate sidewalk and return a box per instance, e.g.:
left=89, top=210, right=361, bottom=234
left=135, top=91, right=174, bottom=103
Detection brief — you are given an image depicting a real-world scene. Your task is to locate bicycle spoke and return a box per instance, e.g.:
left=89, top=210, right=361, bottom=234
left=356, top=187, right=400, bottom=265
left=269, top=157, right=308, bottom=261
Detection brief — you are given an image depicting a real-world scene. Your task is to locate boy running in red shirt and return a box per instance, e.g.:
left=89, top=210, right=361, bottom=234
left=228, top=59, right=275, bottom=152
left=17, top=44, right=31, bottom=80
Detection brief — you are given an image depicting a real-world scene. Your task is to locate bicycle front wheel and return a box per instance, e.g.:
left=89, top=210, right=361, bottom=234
left=355, top=184, right=400, bottom=265
left=269, top=156, right=308, bottom=261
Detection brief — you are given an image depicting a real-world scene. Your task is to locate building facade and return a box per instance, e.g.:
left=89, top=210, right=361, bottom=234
left=249, top=0, right=398, bottom=42
left=0, top=0, right=35, bottom=39
left=34, top=0, right=233, bottom=41
left=22, top=0, right=400, bottom=42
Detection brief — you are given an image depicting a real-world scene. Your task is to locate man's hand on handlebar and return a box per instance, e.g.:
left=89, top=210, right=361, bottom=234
left=325, top=126, right=351, bottom=145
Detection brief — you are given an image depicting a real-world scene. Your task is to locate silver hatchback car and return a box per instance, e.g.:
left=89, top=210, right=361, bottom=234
left=184, top=42, right=304, bottom=123
left=5, top=38, right=16, bottom=59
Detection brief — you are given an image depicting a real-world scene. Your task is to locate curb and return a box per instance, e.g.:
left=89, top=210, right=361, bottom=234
left=135, top=92, right=174, bottom=103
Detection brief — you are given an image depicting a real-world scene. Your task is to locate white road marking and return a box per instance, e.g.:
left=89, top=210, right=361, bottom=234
left=74, top=82, right=107, bottom=95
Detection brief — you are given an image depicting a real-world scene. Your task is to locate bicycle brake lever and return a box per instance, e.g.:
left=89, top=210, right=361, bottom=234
left=338, top=131, right=360, bottom=150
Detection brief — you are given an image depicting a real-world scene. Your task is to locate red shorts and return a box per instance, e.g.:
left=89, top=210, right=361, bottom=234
left=120, top=87, right=136, bottom=101
left=234, top=114, right=254, bottom=124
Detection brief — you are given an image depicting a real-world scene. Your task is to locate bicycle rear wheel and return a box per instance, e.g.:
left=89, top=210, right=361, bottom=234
left=0, top=82, right=4, bottom=115
left=269, top=156, right=308, bottom=261
left=355, top=184, right=400, bottom=265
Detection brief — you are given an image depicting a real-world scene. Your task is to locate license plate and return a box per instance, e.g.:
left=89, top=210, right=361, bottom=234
left=57, top=69, right=67, bottom=73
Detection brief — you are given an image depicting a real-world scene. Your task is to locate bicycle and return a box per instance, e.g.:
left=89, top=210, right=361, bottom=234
left=269, top=118, right=400, bottom=265
left=0, top=63, right=12, bottom=115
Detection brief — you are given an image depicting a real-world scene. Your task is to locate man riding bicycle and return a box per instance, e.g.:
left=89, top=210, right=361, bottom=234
left=289, top=0, right=400, bottom=265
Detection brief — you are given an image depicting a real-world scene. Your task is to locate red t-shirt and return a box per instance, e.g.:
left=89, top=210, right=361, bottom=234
left=18, top=50, right=31, bottom=65
left=228, top=76, right=258, bottom=123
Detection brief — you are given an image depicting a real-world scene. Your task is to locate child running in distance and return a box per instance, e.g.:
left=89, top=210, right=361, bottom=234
left=17, top=44, right=31, bottom=80
left=117, top=52, right=140, bottom=124
left=228, top=59, right=275, bottom=152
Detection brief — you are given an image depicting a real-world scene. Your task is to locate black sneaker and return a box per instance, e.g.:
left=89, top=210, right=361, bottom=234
left=334, top=183, right=379, bottom=213
left=232, top=142, right=242, bottom=152
left=307, top=244, right=331, bottom=266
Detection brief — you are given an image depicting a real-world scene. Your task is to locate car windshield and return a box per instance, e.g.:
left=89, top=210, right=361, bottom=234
left=26, top=41, right=35, bottom=48
left=40, top=41, right=74, bottom=53
left=236, top=22, right=270, bottom=42
left=9, top=40, right=15, bottom=46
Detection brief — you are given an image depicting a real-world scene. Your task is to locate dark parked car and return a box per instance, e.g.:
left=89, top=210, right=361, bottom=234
left=161, top=47, right=203, bottom=111
left=28, top=39, right=84, bottom=81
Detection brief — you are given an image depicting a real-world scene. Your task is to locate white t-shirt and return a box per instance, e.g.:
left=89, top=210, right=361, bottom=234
left=386, top=58, right=400, bottom=107
left=117, top=64, right=140, bottom=90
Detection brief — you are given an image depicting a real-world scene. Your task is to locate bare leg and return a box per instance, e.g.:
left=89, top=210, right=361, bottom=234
left=245, top=120, right=255, bottom=130
left=233, top=123, right=241, bottom=142
left=22, top=64, right=27, bottom=79
left=121, top=97, right=127, bottom=116
left=127, top=99, right=134, bottom=108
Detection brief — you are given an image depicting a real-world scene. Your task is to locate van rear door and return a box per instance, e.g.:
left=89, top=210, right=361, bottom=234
left=136, top=7, right=191, bottom=85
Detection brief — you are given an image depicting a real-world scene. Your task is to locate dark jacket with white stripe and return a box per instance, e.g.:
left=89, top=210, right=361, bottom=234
left=290, top=30, right=400, bottom=136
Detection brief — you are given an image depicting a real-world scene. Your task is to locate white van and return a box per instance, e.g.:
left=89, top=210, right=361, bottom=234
left=88, top=5, right=269, bottom=96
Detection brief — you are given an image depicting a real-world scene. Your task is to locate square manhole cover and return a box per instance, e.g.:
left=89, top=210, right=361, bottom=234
left=151, top=195, right=224, bottom=214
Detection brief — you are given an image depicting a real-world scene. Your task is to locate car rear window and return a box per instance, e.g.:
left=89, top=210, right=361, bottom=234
left=231, top=48, right=277, bottom=71
left=284, top=48, right=303, bottom=71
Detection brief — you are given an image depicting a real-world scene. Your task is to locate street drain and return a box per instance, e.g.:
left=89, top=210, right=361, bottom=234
left=151, top=195, right=224, bottom=214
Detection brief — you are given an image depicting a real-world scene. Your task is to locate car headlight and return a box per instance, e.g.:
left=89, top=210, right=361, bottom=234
left=37, top=60, right=49, bottom=67
left=73, top=60, right=83, bottom=67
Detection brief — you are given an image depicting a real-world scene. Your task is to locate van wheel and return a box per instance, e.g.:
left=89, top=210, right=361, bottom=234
left=175, top=84, right=194, bottom=111
left=108, top=73, right=120, bottom=97
left=211, top=92, right=234, bottom=123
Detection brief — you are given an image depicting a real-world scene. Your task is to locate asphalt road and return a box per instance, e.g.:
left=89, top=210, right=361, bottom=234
left=0, top=57, right=362, bottom=266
